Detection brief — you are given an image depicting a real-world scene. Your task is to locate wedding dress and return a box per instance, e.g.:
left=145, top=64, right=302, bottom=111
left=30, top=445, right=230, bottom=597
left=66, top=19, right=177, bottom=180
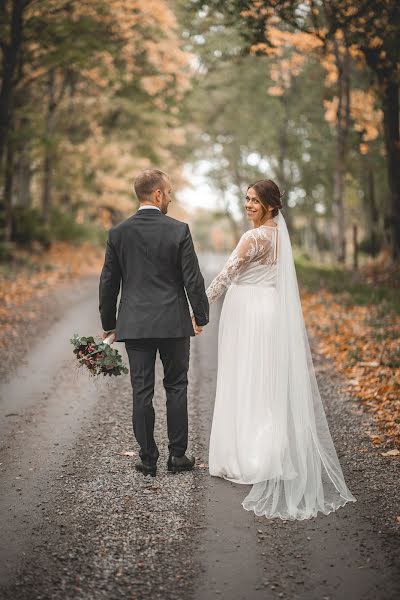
left=206, top=210, right=356, bottom=520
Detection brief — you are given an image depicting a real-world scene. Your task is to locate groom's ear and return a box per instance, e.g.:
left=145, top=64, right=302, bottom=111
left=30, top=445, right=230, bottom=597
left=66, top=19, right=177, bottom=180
left=156, top=187, right=167, bottom=205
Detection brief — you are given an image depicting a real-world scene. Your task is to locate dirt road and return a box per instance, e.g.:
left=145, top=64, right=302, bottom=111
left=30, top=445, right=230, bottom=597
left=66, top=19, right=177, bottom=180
left=0, top=258, right=399, bottom=600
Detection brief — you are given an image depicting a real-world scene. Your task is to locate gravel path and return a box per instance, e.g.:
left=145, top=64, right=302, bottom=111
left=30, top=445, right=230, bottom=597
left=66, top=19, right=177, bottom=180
left=1, top=362, right=207, bottom=600
left=0, top=258, right=399, bottom=600
left=193, top=295, right=400, bottom=600
left=0, top=276, right=207, bottom=600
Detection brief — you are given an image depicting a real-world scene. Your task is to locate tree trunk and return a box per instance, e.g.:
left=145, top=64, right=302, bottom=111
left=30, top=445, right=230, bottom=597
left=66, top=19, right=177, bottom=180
left=381, top=80, right=400, bottom=261
left=4, top=137, right=14, bottom=243
left=0, top=0, right=24, bottom=165
left=332, top=41, right=351, bottom=264
left=352, top=223, right=358, bottom=270
left=362, top=162, right=380, bottom=255
left=41, top=68, right=57, bottom=223
left=367, top=166, right=378, bottom=234
left=0, top=0, right=25, bottom=243
left=14, top=145, right=32, bottom=208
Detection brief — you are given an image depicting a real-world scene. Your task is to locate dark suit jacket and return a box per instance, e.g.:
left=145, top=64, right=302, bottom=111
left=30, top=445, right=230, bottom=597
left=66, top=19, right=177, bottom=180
left=99, top=208, right=209, bottom=341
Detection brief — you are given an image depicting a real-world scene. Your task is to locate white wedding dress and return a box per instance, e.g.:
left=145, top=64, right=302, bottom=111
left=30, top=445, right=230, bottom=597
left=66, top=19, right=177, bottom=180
left=206, top=211, right=356, bottom=520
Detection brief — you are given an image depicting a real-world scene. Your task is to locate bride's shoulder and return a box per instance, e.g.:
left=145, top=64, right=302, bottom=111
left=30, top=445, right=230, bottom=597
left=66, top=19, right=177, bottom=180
left=237, top=229, right=258, bottom=248
left=240, top=229, right=257, bottom=240
left=241, top=226, right=277, bottom=240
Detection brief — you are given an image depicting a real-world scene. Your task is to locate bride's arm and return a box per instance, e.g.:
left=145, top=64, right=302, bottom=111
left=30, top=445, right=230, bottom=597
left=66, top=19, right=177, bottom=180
left=206, top=231, right=257, bottom=304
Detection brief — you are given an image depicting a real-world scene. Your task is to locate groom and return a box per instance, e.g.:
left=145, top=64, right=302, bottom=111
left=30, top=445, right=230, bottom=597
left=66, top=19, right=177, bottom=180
left=99, top=169, right=209, bottom=477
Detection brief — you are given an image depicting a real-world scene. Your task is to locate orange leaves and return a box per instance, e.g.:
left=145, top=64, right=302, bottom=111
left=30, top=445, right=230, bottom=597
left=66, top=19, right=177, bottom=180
left=302, top=289, right=400, bottom=448
left=14, top=0, right=194, bottom=236
left=44, top=242, right=103, bottom=276
left=257, top=27, right=325, bottom=94
left=268, top=27, right=324, bottom=53
left=0, top=243, right=103, bottom=348
left=349, top=89, right=383, bottom=149
left=250, top=42, right=273, bottom=56
left=320, top=52, right=339, bottom=86
left=247, top=10, right=385, bottom=154
left=324, top=88, right=383, bottom=152
left=267, top=85, right=285, bottom=96
left=369, top=36, right=384, bottom=49
left=381, top=449, right=400, bottom=457
left=323, top=97, right=339, bottom=125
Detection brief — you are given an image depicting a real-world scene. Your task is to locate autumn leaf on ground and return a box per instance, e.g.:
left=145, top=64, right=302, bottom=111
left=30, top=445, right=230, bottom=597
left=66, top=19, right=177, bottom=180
left=381, top=449, right=400, bottom=457
left=302, top=288, right=400, bottom=448
left=0, top=242, right=104, bottom=348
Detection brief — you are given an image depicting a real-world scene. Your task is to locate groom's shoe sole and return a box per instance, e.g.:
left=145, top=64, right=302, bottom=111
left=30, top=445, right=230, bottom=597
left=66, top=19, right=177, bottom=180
left=135, top=462, right=157, bottom=477
left=167, top=465, right=193, bottom=474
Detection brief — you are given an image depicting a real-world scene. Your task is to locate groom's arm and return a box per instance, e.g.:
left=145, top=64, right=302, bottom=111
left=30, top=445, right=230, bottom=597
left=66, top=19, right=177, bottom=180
left=180, top=224, right=209, bottom=326
left=99, top=230, right=122, bottom=332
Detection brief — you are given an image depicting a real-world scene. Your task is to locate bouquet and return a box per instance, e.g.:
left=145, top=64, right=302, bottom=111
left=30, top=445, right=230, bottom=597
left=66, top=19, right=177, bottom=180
left=70, top=334, right=129, bottom=377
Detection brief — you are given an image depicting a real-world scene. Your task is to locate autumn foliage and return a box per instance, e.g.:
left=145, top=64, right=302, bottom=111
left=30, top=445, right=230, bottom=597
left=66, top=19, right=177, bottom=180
left=303, top=289, right=399, bottom=448
left=0, top=0, right=192, bottom=250
left=236, top=0, right=400, bottom=260
left=0, top=243, right=103, bottom=346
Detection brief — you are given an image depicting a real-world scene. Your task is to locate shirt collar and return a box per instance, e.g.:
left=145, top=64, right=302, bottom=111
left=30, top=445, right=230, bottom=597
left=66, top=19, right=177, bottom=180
left=138, top=205, right=161, bottom=211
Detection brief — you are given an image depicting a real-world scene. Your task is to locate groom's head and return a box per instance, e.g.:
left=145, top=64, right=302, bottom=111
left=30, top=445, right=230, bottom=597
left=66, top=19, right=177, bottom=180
left=134, top=169, right=172, bottom=214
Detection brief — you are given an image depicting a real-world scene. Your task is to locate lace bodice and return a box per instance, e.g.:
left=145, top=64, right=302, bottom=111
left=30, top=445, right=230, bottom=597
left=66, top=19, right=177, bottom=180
left=206, top=225, right=279, bottom=304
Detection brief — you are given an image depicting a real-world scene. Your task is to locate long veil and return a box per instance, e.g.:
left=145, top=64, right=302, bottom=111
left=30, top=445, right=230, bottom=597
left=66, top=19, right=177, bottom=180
left=241, top=210, right=356, bottom=520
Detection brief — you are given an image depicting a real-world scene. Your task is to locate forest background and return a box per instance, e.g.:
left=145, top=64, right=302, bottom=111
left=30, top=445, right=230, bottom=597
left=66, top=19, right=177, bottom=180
left=0, top=1, right=399, bottom=448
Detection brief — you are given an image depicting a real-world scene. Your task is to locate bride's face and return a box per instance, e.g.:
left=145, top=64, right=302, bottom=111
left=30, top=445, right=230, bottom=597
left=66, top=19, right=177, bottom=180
left=245, top=187, right=266, bottom=224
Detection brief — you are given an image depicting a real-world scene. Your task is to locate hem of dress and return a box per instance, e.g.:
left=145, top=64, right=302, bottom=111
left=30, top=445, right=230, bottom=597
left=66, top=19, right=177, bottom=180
left=210, top=472, right=357, bottom=520
left=241, top=495, right=357, bottom=521
left=210, top=472, right=265, bottom=485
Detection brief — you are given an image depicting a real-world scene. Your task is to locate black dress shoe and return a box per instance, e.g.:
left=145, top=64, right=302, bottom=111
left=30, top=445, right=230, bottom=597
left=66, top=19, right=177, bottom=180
left=167, top=454, right=195, bottom=474
left=135, top=459, right=157, bottom=477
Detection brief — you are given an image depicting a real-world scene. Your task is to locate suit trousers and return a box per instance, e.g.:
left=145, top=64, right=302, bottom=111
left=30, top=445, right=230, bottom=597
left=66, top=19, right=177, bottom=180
left=125, top=337, right=190, bottom=466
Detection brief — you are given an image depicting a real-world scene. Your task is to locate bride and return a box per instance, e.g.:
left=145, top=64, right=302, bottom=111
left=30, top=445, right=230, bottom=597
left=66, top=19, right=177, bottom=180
left=205, top=179, right=356, bottom=520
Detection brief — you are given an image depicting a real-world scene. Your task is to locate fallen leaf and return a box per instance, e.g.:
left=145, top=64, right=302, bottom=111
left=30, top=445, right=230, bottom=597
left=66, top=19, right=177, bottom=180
left=302, top=287, right=400, bottom=448
left=358, top=361, right=379, bottom=367
left=381, top=449, right=400, bottom=457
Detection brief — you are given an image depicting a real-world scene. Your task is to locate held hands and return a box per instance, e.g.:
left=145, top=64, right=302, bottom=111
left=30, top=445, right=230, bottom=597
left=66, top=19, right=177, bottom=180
left=191, top=316, right=203, bottom=336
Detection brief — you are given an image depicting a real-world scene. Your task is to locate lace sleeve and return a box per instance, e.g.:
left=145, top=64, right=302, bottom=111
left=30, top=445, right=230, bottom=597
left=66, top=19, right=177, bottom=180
left=206, top=231, right=258, bottom=304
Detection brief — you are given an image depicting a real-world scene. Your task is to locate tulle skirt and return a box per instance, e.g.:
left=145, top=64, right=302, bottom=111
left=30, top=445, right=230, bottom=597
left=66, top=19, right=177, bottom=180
left=209, top=283, right=295, bottom=484
left=208, top=282, right=356, bottom=519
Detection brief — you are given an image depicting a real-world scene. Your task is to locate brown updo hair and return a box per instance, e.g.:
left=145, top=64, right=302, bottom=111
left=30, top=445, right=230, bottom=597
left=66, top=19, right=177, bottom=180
left=247, top=179, right=283, bottom=218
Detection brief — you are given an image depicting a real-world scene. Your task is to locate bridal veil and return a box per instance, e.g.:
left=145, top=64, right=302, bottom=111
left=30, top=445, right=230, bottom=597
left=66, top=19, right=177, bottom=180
left=241, top=210, right=356, bottom=520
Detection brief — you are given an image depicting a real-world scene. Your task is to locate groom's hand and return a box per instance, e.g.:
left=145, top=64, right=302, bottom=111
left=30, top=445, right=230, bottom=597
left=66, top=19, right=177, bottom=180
left=102, top=330, right=116, bottom=344
left=192, top=316, right=203, bottom=336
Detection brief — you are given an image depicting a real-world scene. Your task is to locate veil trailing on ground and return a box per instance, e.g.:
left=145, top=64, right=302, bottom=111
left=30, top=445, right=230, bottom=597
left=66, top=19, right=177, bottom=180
left=241, top=209, right=356, bottom=520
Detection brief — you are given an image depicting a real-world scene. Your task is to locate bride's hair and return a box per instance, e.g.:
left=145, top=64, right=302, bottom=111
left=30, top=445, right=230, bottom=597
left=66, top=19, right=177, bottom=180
left=248, top=180, right=283, bottom=217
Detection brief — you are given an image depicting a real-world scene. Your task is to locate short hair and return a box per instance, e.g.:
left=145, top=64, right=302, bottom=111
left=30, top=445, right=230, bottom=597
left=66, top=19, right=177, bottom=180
left=134, top=169, right=169, bottom=201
